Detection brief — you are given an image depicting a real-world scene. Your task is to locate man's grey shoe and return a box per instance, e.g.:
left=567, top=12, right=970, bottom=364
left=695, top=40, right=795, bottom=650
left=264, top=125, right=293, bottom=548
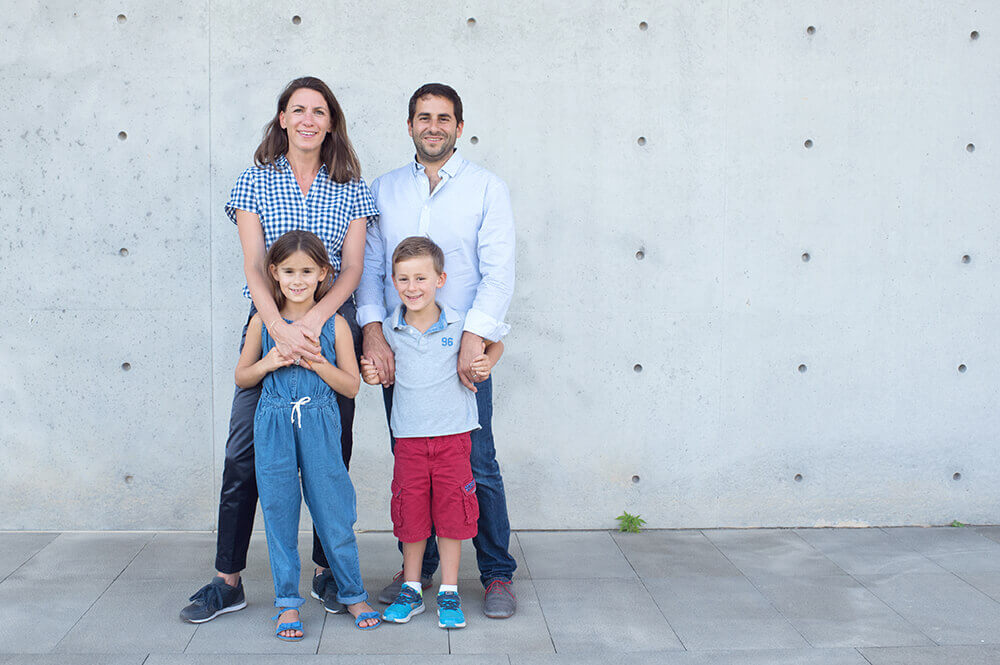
left=377, top=570, right=434, bottom=605
left=483, top=578, right=516, bottom=618
left=311, top=568, right=347, bottom=614
left=179, top=577, right=247, bottom=623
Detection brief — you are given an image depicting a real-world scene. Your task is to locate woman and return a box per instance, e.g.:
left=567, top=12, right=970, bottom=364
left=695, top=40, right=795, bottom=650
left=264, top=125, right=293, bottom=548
left=180, top=76, right=379, bottom=632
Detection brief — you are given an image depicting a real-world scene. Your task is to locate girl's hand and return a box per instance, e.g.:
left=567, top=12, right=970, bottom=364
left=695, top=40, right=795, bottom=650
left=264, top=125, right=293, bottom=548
left=299, top=353, right=328, bottom=372
left=471, top=353, right=494, bottom=382
left=263, top=346, right=294, bottom=372
left=360, top=356, right=381, bottom=385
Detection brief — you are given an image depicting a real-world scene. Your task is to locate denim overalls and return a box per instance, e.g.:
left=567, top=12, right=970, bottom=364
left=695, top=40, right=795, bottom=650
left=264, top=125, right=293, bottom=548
left=254, top=316, right=367, bottom=609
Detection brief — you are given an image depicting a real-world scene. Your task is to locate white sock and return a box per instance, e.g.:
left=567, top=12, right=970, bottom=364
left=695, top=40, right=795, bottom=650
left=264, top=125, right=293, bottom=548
left=439, top=584, right=458, bottom=595
left=403, top=581, right=422, bottom=596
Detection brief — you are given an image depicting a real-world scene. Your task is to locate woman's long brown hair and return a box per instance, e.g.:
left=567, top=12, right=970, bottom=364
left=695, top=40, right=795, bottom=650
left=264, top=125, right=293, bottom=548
left=254, top=76, right=362, bottom=183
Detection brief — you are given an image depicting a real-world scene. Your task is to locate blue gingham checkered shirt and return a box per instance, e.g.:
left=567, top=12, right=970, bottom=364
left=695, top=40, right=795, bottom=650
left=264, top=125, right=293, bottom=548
left=226, top=154, right=380, bottom=298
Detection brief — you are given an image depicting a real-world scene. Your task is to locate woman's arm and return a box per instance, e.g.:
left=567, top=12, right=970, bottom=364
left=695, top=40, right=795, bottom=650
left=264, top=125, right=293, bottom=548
left=298, top=217, right=366, bottom=339
left=236, top=209, right=323, bottom=362
left=304, top=315, right=361, bottom=398
left=234, top=315, right=292, bottom=387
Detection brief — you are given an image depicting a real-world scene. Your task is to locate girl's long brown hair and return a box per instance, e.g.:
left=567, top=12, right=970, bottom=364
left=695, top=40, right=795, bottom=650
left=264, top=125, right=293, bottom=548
left=254, top=76, right=362, bottom=183
left=265, top=230, right=334, bottom=310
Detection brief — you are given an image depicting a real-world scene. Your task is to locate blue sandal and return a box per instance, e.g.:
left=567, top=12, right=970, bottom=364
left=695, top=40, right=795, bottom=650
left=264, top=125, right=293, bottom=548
left=354, top=610, right=382, bottom=630
left=272, top=608, right=304, bottom=641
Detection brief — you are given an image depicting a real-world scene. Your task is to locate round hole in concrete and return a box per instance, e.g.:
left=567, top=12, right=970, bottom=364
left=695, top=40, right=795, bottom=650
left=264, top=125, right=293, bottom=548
left=637, top=136, right=647, bottom=146
left=794, top=473, right=803, bottom=482
left=121, top=362, right=132, bottom=371
left=971, top=30, right=979, bottom=40
left=806, top=25, right=816, bottom=35
left=470, top=136, right=479, bottom=145
left=635, top=249, right=645, bottom=260
left=633, top=364, right=643, bottom=373
left=958, top=364, right=967, bottom=373
left=804, top=138, right=814, bottom=148
left=124, top=474, right=134, bottom=483
left=639, top=21, right=648, bottom=31
left=291, top=15, right=301, bottom=25
left=953, top=472, right=962, bottom=481
left=798, top=364, right=807, bottom=373
left=802, top=252, right=811, bottom=262
left=967, top=143, right=976, bottom=153
left=118, top=131, right=127, bottom=141
left=467, top=17, right=476, bottom=27
left=119, top=247, right=129, bottom=257
left=631, top=475, right=641, bottom=484
left=962, top=254, right=971, bottom=264
left=117, top=14, right=127, bottom=23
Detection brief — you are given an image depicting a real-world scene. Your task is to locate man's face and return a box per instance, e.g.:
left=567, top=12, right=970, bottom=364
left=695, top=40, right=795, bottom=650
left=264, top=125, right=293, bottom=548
left=408, top=95, right=464, bottom=164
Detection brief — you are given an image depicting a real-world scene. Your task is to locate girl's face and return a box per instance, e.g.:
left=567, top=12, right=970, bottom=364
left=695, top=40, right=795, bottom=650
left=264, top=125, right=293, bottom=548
left=279, top=88, right=332, bottom=154
left=269, top=250, right=328, bottom=305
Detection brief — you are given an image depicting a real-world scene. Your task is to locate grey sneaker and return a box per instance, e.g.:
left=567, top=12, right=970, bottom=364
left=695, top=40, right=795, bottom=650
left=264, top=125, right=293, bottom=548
left=377, top=570, right=434, bottom=605
left=179, top=577, right=247, bottom=623
left=483, top=579, right=516, bottom=618
left=311, top=568, right=347, bottom=614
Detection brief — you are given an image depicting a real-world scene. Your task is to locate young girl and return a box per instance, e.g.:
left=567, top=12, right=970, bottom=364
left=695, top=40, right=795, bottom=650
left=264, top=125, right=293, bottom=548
left=235, top=229, right=380, bottom=639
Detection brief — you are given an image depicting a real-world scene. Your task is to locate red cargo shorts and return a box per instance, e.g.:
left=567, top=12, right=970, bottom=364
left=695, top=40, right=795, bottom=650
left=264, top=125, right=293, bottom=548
left=391, top=431, right=479, bottom=542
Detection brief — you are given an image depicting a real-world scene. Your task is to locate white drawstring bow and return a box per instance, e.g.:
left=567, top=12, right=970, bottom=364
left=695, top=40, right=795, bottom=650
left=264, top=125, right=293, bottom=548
left=290, top=396, right=311, bottom=428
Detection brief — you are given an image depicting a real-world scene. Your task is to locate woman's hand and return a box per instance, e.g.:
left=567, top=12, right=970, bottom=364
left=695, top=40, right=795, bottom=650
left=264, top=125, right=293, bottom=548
left=268, top=319, right=323, bottom=363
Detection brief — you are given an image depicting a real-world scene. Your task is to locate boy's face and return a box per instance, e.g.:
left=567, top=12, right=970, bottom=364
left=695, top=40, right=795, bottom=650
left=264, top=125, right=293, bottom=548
left=392, top=255, right=445, bottom=313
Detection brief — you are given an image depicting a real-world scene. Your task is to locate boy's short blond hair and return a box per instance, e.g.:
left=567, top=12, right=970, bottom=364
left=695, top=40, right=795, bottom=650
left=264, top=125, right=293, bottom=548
left=392, top=236, right=445, bottom=274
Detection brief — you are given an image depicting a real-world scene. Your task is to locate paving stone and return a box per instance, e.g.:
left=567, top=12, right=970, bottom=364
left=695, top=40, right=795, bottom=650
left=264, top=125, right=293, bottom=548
left=881, top=527, right=1000, bottom=556
left=53, top=578, right=199, bottom=653
left=448, top=577, right=554, bottom=654
left=753, top=574, right=933, bottom=647
left=511, top=648, right=868, bottom=664
left=644, top=576, right=808, bottom=650
left=0, top=576, right=110, bottom=653
left=953, top=571, right=1000, bottom=603
left=119, top=532, right=219, bottom=581
left=858, top=572, right=1000, bottom=645
left=860, top=645, right=1000, bottom=664
left=794, top=528, right=943, bottom=575
left=703, top=529, right=845, bottom=580
left=0, top=533, right=58, bottom=580
left=612, top=530, right=743, bottom=578
left=184, top=592, right=326, bottom=654
left=925, top=550, right=1000, bottom=575
left=973, top=526, right=1000, bottom=545
left=517, top=531, right=636, bottom=579
left=532, top=577, right=681, bottom=652
left=10, top=532, right=153, bottom=581
left=2, top=657, right=144, bottom=665
left=148, top=656, right=506, bottom=665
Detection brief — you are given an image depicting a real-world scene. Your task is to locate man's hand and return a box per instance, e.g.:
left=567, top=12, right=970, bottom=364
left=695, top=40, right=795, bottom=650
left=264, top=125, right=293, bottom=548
left=457, top=331, right=486, bottom=391
left=269, top=319, right=323, bottom=363
left=362, top=322, right=395, bottom=386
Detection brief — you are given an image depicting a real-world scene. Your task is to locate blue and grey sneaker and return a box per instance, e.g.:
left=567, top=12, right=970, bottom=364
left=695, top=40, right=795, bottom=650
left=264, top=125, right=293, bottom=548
left=382, top=584, right=425, bottom=623
left=437, top=591, right=466, bottom=629
left=179, top=577, right=247, bottom=623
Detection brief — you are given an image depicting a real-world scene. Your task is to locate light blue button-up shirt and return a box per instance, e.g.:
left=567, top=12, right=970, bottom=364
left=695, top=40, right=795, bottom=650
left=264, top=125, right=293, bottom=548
left=357, top=151, right=515, bottom=341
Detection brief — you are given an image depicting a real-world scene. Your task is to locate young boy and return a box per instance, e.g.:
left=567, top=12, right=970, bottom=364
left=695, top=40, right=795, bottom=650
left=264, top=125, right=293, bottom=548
left=361, top=236, right=503, bottom=629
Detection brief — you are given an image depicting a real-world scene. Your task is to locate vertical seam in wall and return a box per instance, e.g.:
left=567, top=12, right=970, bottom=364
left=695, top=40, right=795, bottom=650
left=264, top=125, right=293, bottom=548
left=717, top=0, right=731, bottom=428
left=207, top=0, right=217, bottom=530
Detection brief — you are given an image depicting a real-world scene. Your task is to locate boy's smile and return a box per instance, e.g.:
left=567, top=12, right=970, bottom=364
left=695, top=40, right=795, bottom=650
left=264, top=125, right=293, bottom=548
left=393, top=255, right=446, bottom=316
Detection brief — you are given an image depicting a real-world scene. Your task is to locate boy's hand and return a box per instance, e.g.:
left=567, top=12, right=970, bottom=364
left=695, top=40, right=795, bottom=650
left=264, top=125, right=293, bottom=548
left=471, top=353, right=494, bottom=382
left=360, top=356, right=381, bottom=385
left=264, top=346, right=294, bottom=372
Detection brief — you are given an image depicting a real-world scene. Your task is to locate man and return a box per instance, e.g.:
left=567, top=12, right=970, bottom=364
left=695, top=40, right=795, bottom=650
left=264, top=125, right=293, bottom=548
left=357, top=83, right=517, bottom=618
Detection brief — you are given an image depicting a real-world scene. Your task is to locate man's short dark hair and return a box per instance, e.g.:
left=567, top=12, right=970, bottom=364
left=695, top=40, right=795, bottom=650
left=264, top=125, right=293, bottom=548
left=408, top=83, right=463, bottom=125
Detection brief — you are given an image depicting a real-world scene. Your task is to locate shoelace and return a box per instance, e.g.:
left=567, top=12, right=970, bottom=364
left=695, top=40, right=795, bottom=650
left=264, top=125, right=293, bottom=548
left=290, top=396, right=311, bottom=428
left=188, top=582, right=226, bottom=609
left=437, top=593, right=461, bottom=611
left=485, top=579, right=513, bottom=598
left=395, top=585, right=422, bottom=605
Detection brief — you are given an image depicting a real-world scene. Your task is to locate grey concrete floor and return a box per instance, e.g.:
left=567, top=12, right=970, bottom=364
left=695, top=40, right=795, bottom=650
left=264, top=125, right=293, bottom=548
left=3, top=528, right=1000, bottom=664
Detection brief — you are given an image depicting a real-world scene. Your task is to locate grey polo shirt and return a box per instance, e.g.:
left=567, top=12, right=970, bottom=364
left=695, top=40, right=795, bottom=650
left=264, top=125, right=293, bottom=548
left=383, top=304, right=481, bottom=439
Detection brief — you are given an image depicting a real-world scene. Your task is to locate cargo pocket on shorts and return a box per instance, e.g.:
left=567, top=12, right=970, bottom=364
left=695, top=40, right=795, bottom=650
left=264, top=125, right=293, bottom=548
left=461, top=480, right=479, bottom=526
left=390, top=480, right=404, bottom=530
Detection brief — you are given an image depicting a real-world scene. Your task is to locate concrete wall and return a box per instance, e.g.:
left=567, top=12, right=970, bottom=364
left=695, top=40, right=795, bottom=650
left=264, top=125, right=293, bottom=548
left=1, top=1, right=997, bottom=530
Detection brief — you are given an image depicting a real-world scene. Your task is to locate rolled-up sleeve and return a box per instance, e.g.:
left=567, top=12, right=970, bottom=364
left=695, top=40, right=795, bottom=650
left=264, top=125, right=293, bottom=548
left=464, top=177, right=515, bottom=341
left=356, top=176, right=389, bottom=327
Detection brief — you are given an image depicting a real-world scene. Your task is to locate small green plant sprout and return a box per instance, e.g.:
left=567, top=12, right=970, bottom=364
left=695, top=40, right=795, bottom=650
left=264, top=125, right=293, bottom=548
left=616, top=511, right=646, bottom=533
left=950, top=520, right=968, bottom=527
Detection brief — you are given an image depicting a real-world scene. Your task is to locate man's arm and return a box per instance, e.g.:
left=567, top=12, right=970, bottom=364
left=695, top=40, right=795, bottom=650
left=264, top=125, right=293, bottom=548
left=356, top=178, right=395, bottom=385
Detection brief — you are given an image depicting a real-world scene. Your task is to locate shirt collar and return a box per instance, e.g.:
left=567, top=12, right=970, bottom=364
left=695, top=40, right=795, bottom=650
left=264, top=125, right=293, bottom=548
left=392, top=304, right=459, bottom=332
left=411, top=150, right=465, bottom=178
left=277, top=153, right=328, bottom=178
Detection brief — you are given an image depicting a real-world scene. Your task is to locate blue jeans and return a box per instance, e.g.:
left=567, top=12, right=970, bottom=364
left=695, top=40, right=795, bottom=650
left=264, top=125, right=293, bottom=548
left=254, top=395, right=368, bottom=608
left=383, top=376, right=517, bottom=586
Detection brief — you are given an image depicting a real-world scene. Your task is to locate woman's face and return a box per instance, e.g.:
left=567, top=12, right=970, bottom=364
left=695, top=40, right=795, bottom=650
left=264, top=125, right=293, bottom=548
left=279, top=88, right=332, bottom=154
